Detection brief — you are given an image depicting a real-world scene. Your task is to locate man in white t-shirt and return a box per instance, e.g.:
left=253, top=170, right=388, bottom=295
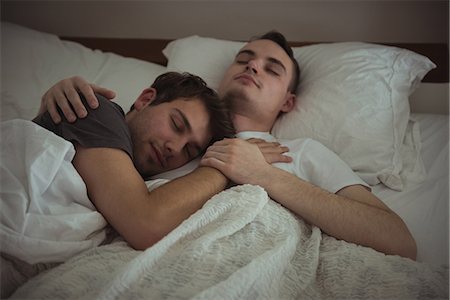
left=38, top=31, right=417, bottom=260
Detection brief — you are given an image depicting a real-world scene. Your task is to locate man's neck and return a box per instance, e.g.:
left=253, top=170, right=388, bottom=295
left=232, top=113, right=273, bottom=133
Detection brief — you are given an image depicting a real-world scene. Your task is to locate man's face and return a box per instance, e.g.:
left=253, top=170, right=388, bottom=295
left=126, top=97, right=212, bottom=178
left=218, top=39, right=295, bottom=122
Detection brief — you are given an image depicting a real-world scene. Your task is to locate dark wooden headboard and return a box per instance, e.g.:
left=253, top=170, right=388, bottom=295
left=63, top=37, right=449, bottom=83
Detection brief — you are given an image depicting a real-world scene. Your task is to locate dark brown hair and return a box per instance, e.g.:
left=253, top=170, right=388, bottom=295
left=131, top=71, right=235, bottom=145
left=252, top=31, right=300, bottom=94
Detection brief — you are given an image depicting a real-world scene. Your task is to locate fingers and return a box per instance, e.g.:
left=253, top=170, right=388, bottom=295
left=61, top=84, right=87, bottom=121
left=43, top=92, right=62, bottom=124
left=86, top=84, right=116, bottom=109
left=200, top=139, right=240, bottom=171
left=200, top=156, right=225, bottom=169
left=263, top=153, right=293, bottom=164
left=201, top=138, right=272, bottom=185
left=41, top=86, right=79, bottom=123
left=205, top=138, right=292, bottom=165
left=201, top=148, right=229, bottom=163
left=68, top=77, right=116, bottom=115
left=70, top=76, right=99, bottom=112
left=203, top=139, right=238, bottom=155
left=247, top=138, right=289, bottom=151
left=39, top=76, right=115, bottom=124
left=200, top=152, right=229, bottom=174
left=91, top=84, right=116, bottom=100
left=246, top=138, right=292, bottom=164
left=259, top=143, right=290, bottom=153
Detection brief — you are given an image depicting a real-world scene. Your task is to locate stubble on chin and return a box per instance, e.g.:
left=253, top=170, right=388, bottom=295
left=133, top=155, right=148, bottom=179
left=222, top=89, right=254, bottom=116
left=132, top=147, right=155, bottom=180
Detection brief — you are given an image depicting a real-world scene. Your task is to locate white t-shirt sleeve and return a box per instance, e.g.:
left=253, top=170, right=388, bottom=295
left=292, top=139, right=369, bottom=193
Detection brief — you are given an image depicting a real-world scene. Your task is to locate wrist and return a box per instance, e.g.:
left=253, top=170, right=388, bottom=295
left=250, top=164, right=276, bottom=188
left=195, top=166, right=229, bottom=189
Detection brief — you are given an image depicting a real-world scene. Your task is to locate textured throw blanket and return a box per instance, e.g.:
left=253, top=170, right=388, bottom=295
left=12, top=184, right=448, bottom=299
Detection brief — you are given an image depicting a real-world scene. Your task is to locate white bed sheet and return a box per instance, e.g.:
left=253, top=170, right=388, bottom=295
left=372, top=113, right=449, bottom=266
left=2, top=21, right=449, bottom=266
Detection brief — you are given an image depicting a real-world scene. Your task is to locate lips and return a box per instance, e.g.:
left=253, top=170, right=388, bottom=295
left=150, top=143, right=165, bottom=168
left=235, top=73, right=260, bottom=88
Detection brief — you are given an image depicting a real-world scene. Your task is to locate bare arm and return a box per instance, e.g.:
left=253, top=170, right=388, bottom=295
left=73, top=145, right=228, bottom=250
left=258, top=168, right=416, bottom=260
left=200, top=138, right=417, bottom=260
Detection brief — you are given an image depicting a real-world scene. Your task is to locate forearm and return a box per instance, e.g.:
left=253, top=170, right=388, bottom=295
left=147, top=167, right=228, bottom=239
left=74, top=146, right=228, bottom=250
left=256, top=167, right=416, bottom=259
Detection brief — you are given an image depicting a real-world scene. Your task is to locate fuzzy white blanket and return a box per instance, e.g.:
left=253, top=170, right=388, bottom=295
left=12, top=184, right=448, bottom=299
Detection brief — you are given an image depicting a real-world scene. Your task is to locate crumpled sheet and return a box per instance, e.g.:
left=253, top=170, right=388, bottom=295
left=0, top=119, right=107, bottom=265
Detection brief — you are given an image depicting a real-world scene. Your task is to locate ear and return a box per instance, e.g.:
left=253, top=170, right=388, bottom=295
left=280, top=92, right=296, bottom=113
left=133, top=87, right=157, bottom=111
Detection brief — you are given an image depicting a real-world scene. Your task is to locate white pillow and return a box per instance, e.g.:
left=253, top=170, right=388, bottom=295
left=163, top=36, right=435, bottom=190
left=163, top=35, right=245, bottom=91
left=1, top=22, right=167, bottom=121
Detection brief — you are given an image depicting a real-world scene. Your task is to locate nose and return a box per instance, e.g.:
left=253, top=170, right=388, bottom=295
left=246, top=60, right=258, bottom=74
left=165, top=136, right=188, bottom=156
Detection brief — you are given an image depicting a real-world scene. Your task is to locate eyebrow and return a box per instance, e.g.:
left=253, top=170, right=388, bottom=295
left=174, top=108, right=203, bottom=155
left=237, top=49, right=287, bottom=74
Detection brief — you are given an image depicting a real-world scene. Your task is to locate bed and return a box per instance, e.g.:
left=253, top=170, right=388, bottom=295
left=1, top=21, right=449, bottom=298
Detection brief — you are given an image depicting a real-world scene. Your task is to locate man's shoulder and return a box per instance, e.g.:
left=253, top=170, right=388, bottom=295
left=80, top=92, right=125, bottom=117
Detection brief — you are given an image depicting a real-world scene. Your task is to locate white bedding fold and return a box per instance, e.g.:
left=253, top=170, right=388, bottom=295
left=0, top=119, right=107, bottom=264
left=11, top=184, right=448, bottom=299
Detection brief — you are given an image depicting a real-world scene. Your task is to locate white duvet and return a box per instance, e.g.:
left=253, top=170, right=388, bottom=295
left=11, top=183, right=448, bottom=299
left=0, top=119, right=107, bottom=264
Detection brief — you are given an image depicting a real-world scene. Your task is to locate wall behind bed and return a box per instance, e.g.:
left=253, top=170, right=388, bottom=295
left=2, top=0, right=448, bottom=113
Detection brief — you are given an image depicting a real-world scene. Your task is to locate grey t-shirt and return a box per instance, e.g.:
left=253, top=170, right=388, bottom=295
left=33, top=93, right=133, bottom=159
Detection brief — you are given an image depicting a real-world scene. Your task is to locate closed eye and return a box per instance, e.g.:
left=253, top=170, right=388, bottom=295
left=267, top=58, right=286, bottom=76
left=235, top=51, right=253, bottom=65
left=172, top=108, right=201, bottom=159
left=171, top=116, right=182, bottom=132
left=236, top=59, right=248, bottom=65
left=266, top=68, right=280, bottom=76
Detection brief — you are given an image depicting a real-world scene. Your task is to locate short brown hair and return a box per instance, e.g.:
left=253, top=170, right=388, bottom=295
left=131, top=72, right=235, bottom=145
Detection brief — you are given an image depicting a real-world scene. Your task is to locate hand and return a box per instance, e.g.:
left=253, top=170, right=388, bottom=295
left=246, top=138, right=292, bottom=164
left=200, top=138, right=288, bottom=185
left=38, top=76, right=116, bottom=123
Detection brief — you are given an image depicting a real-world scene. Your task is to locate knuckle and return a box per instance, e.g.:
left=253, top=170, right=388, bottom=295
left=79, top=82, right=89, bottom=90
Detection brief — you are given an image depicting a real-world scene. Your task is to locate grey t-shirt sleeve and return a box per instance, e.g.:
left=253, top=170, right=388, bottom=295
left=33, top=93, right=133, bottom=159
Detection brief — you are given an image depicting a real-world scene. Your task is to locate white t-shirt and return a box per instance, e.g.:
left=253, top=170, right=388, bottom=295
left=150, top=131, right=369, bottom=194
left=236, top=131, right=369, bottom=193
